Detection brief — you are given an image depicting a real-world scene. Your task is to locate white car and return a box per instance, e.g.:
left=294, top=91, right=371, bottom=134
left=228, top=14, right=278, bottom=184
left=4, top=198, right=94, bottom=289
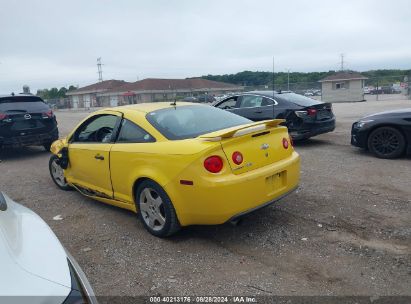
left=0, top=192, right=97, bottom=304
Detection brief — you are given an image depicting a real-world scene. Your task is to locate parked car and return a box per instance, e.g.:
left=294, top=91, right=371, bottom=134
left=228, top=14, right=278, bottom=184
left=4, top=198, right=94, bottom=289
left=48, top=102, right=300, bottom=237
left=182, top=96, right=198, bottom=103
left=196, top=94, right=216, bottom=103
left=0, top=94, right=58, bottom=150
left=363, top=87, right=371, bottom=94
left=212, top=91, right=336, bottom=140
left=0, top=192, right=97, bottom=303
left=351, top=109, right=411, bottom=159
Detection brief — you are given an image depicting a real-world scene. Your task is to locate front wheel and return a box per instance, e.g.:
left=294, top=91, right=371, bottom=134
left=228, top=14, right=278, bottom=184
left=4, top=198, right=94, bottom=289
left=367, top=127, right=406, bottom=159
left=49, top=155, right=72, bottom=190
left=135, top=180, right=180, bottom=237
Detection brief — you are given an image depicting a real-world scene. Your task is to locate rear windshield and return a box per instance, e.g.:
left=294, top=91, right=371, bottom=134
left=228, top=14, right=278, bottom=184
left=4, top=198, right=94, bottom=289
left=146, top=105, right=251, bottom=140
left=0, top=96, right=44, bottom=104
left=0, top=96, right=49, bottom=112
left=276, top=93, right=323, bottom=107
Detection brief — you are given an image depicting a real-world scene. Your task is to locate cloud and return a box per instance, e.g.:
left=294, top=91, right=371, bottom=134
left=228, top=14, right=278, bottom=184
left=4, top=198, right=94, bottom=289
left=0, top=0, right=410, bottom=93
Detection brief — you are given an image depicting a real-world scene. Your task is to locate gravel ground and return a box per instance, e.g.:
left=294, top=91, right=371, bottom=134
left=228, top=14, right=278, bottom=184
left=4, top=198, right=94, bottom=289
left=0, top=99, right=410, bottom=297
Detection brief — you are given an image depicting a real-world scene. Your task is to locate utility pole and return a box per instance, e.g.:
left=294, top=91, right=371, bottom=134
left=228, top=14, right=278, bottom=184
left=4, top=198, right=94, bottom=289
left=340, top=54, right=345, bottom=71
left=287, top=69, right=290, bottom=91
left=97, top=57, right=103, bottom=82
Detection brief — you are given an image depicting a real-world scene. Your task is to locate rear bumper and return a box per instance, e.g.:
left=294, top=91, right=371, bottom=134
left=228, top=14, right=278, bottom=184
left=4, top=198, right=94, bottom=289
left=290, top=119, right=335, bottom=140
left=0, top=128, right=58, bottom=148
left=165, top=151, right=300, bottom=226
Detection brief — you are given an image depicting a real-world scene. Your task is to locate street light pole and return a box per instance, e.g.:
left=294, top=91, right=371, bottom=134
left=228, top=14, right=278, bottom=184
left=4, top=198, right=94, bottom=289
left=287, top=69, right=290, bottom=91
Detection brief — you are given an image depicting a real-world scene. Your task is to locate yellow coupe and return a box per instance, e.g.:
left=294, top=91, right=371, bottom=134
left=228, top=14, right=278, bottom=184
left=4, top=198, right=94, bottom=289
left=49, top=102, right=300, bottom=237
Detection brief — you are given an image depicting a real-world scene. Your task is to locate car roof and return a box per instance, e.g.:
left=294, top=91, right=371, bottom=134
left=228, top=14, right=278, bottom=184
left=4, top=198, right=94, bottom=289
left=0, top=94, right=38, bottom=98
left=239, top=91, right=295, bottom=98
left=104, top=101, right=203, bottom=114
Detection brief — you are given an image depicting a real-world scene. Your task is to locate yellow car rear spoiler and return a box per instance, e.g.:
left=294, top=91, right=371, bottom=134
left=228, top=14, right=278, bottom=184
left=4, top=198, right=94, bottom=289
left=200, top=119, right=286, bottom=141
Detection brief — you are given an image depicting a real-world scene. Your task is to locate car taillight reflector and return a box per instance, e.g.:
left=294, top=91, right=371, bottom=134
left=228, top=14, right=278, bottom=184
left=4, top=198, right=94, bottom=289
left=307, top=108, right=317, bottom=116
left=232, top=151, right=243, bottom=165
left=42, top=110, right=53, bottom=118
left=282, top=138, right=289, bottom=149
left=0, top=113, right=7, bottom=120
left=204, top=156, right=223, bottom=173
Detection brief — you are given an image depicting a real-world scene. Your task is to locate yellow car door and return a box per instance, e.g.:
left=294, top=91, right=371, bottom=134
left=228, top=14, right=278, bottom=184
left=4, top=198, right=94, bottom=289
left=65, top=112, right=122, bottom=198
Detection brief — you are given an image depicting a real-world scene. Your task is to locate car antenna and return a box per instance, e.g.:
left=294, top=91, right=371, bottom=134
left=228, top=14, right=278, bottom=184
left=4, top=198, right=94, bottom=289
left=272, top=56, right=276, bottom=119
left=170, top=85, right=177, bottom=107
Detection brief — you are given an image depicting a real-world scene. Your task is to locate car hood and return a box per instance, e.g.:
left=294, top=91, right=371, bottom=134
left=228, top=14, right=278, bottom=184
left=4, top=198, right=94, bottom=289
left=0, top=193, right=71, bottom=299
left=362, top=108, right=411, bottom=119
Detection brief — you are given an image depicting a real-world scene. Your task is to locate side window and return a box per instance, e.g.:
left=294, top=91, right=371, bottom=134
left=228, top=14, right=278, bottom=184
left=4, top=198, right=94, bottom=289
left=261, top=97, right=274, bottom=106
left=117, top=119, right=155, bottom=143
left=216, top=97, right=238, bottom=109
left=73, top=114, right=119, bottom=143
left=239, top=95, right=264, bottom=108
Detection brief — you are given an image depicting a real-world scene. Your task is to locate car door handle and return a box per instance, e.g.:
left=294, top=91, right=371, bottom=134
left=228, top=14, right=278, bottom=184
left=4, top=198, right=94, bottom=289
left=94, top=154, right=104, bottom=160
left=254, top=111, right=263, bottom=114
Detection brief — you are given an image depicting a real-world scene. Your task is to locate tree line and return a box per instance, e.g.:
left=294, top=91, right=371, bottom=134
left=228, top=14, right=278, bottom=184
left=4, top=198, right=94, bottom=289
left=200, top=69, right=411, bottom=86
left=36, top=85, right=77, bottom=100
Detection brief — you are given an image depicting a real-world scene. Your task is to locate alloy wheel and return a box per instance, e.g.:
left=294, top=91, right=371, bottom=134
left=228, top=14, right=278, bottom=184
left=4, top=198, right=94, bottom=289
left=51, top=158, right=68, bottom=187
left=139, top=188, right=166, bottom=231
left=370, top=129, right=400, bottom=155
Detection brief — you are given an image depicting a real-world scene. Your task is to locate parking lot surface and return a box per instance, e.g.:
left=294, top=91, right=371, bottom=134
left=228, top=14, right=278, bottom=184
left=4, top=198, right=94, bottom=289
left=0, top=99, right=410, bottom=296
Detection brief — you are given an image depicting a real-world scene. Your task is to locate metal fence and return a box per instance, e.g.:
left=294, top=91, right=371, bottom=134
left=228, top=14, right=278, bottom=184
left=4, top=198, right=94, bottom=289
left=244, top=74, right=410, bottom=101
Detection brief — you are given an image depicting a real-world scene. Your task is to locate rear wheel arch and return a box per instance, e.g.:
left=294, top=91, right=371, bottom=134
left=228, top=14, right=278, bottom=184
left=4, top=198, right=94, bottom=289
left=132, top=177, right=151, bottom=204
left=133, top=178, right=181, bottom=237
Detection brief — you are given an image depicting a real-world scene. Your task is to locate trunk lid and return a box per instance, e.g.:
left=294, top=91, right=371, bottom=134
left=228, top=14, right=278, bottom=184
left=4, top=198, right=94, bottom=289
left=201, top=120, right=293, bottom=175
left=304, top=103, right=334, bottom=121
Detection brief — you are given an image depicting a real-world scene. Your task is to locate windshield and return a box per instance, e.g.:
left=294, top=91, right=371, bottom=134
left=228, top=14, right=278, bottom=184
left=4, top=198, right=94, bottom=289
left=276, top=93, right=323, bottom=107
left=146, top=105, right=251, bottom=140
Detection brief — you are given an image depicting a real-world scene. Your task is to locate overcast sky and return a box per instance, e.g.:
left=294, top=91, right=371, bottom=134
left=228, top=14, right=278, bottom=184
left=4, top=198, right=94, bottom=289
left=1, top=0, right=410, bottom=93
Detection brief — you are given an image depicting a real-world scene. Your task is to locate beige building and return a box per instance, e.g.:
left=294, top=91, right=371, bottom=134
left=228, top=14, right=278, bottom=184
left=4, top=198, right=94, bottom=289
left=98, top=78, right=242, bottom=107
left=67, top=78, right=242, bottom=108
left=66, top=80, right=127, bottom=108
left=319, top=72, right=368, bottom=103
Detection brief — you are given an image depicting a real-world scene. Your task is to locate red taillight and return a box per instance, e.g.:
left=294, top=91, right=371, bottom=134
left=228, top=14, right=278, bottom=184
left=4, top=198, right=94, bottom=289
left=282, top=138, right=289, bottom=149
left=232, top=151, right=243, bottom=165
left=42, top=110, right=53, bottom=118
left=0, top=113, right=7, bottom=120
left=307, top=108, right=317, bottom=116
left=204, top=156, right=223, bottom=173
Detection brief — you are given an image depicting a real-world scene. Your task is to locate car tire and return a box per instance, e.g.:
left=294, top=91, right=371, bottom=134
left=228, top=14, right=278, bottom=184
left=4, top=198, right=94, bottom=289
left=367, top=126, right=406, bottom=159
left=49, top=155, right=72, bottom=190
left=135, top=180, right=180, bottom=237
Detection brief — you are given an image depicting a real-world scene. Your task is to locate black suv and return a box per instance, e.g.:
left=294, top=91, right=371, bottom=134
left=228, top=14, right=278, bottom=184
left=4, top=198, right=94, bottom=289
left=0, top=94, right=58, bottom=150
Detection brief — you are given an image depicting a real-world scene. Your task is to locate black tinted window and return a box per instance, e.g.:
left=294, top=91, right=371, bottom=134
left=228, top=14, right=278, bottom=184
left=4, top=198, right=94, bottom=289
left=276, top=93, right=322, bottom=107
left=0, top=96, right=44, bottom=103
left=146, top=105, right=251, bottom=140
left=0, top=96, right=49, bottom=112
left=117, top=119, right=155, bottom=143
